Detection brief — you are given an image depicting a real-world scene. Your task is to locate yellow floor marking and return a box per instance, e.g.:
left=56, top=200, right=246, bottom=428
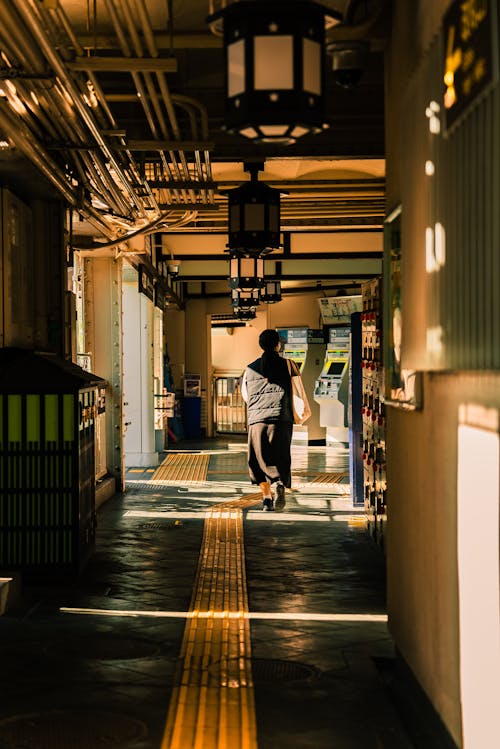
left=311, top=472, right=349, bottom=484
left=161, top=505, right=257, bottom=749
left=128, top=468, right=145, bottom=473
left=152, top=453, right=210, bottom=483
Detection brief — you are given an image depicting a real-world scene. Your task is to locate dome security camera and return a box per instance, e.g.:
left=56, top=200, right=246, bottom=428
left=328, top=41, right=368, bottom=88
left=167, top=260, right=181, bottom=278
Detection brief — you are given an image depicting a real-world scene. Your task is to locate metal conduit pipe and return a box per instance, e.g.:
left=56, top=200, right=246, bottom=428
left=87, top=2, right=159, bottom=215
left=104, top=0, right=180, bottom=205
left=13, top=0, right=145, bottom=216
left=0, top=1, right=138, bottom=217
left=170, top=93, right=214, bottom=201
left=73, top=210, right=197, bottom=251
left=80, top=153, right=124, bottom=214
left=132, top=0, right=198, bottom=200
left=0, top=3, right=47, bottom=74
left=0, top=100, right=84, bottom=209
left=118, top=4, right=188, bottom=205
left=131, top=0, right=193, bottom=194
left=52, top=5, right=146, bottom=185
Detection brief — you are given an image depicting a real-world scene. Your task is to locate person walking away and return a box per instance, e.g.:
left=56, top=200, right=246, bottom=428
left=241, top=329, right=300, bottom=511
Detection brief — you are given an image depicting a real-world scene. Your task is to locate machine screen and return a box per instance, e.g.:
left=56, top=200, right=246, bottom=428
left=327, top=361, right=346, bottom=376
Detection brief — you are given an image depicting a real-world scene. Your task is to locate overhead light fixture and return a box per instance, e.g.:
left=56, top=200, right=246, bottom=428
left=231, top=288, right=260, bottom=309
left=260, top=279, right=282, bottom=303
left=229, top=253, right=264, bottom=291
left=209, top=0, right=341, bottom=144
left=226, top=162, right=281, bottom=255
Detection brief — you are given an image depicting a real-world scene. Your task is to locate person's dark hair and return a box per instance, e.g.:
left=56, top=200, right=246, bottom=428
left=259, top=329, right=281, bottom=378
left=259, top=329, right=280, bottom=351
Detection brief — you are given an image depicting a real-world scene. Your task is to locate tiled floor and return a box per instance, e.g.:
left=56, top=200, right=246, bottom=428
left=0, top=440, right=416, bottom=749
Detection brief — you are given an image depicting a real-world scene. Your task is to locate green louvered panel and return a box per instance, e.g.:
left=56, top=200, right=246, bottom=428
left=0, top=392, right=86, bottom=572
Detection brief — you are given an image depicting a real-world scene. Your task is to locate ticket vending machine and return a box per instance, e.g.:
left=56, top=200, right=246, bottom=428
left=278, top=328, right=326, bottom=444
left=314, top=327, right=350, bottom=444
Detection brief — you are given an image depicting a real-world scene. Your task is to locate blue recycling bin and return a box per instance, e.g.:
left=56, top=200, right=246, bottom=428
left=181, top=396, right=201, bottom=439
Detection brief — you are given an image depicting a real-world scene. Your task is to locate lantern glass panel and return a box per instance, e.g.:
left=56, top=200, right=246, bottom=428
left=240, top=126, right=259, bottom=139
left=260, top=125, right=289, bottom=136
left=227, top=39, right=245, bottom=97
left=240, top=257, right=257, bottom=276
left=268, top=204, right=279, bottom=232
left=244, top=203, right=265, bottom=231
left=256, top=257, right=264, bottom=276
left=229, top=203, right=241, bottom=231
left=254, top=36, right=293, bottom=90
left=291, top=125, right=309, bottom=138
left=303, top=38, right=321, bottom=95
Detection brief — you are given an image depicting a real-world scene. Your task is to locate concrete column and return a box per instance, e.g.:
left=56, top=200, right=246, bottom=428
left=122, top=265, right=158, bottom=467
left=83, top=256, right=125, bottom=491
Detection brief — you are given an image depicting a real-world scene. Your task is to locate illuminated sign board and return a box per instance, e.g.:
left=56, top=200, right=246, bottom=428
left=443, top=0, right=494, bottom=129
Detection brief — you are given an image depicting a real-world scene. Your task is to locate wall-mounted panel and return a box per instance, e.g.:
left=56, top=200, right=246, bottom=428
left=401, top=16, right=500, bottom=371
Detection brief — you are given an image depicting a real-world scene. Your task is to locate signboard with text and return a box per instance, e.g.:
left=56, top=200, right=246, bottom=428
left=443, top=0, right=495, bottom=130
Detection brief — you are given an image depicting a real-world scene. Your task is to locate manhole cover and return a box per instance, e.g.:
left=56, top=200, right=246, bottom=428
left=0, top=710, right=147, bottom=748
left=207, top=657, right=319, bottom=684
left=251, top=658, right=320, bottom=683
left=45, top=636, right=161, bottom=660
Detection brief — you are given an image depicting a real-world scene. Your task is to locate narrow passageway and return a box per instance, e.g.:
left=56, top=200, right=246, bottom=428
left=0, top=441, right=412, bottom=749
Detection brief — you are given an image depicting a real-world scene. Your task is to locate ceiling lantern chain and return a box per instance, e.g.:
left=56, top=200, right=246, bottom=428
left=209, top=0, right=342, bottom=145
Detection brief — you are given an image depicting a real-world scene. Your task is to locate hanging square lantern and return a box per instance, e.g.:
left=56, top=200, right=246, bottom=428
left=229, top=253, right=264, bottom=290
left=209, top=0, right=341, bottom=144
left=234, top=307, right=256, bottom=321
left=260, top=279, right=282, bottom=303
left=226, top=164, right=281, bottom=254
left=231, top=288, right=260, bottom=309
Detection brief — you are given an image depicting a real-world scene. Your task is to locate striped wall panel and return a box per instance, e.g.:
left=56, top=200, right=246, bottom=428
left=400, top=30, right=500, bottom=371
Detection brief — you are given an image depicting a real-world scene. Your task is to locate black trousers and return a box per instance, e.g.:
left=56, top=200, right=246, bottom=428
left=247, top=421, right=293, bottom=488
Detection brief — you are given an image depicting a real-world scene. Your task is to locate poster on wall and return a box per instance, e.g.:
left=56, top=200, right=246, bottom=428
left=383, top=206, right=422, bottom=410
left=318, top=295, right=362, bottom=324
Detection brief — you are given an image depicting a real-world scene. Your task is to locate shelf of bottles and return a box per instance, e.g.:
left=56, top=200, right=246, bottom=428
left=360, top=278, right=386, bottom=549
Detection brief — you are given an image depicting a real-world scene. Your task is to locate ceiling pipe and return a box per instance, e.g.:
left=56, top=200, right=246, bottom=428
left=53, top=1, right=152, bottom=208
left=0, top=101, right=116, bottom=236
left=104, top=0, right=183, bottom=206
left=73, top=210, right=198, bottom=251
left=132, top=0, right=197, bottom=202
left=12, top=0, right=145, bottom=216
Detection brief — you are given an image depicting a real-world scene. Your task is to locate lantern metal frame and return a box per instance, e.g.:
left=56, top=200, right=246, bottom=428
left=209, top=0, right=342, bottom=145
left=233, top=306, right=257, bottom=321
left=225, top=163, right=281, bottom=255
left=260, top=278, right=282, bottom=304
left=231, top=288, right=260, bottom=309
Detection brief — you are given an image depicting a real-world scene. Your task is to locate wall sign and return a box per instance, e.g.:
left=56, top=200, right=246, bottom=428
left=318, top=295, right=362, bottom=324
left=138, top=264, right=155, bottom=301
left=443, top=0, right=494, bottom=129
left=155, top=281, right=168, bottom=311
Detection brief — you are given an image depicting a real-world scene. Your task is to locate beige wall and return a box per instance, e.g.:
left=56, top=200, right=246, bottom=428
left=211, top=311, right=267, bottom=373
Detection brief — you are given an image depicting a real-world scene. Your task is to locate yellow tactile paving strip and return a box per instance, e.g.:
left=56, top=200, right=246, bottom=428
left=161, top=503, right=258, bottom=749
left=152, top=453, right=210, bottom=483
left=311, top=472, right=349, bottom=484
